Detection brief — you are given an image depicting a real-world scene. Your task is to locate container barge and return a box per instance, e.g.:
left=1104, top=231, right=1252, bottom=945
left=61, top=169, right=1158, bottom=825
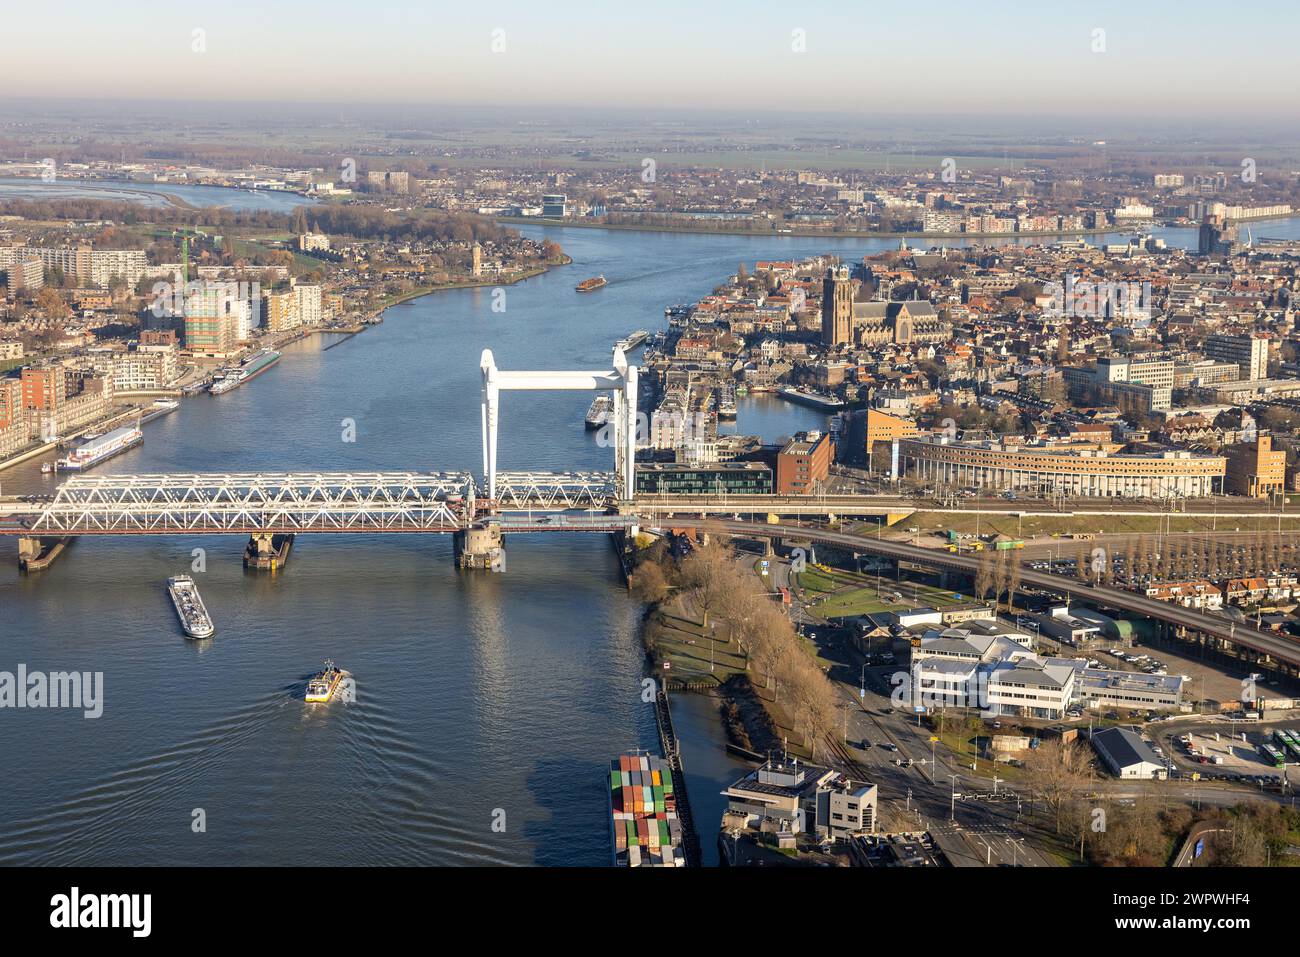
left=167, top=575, right=215, bottom=639
left=609, top=751, right=685, bottom=867
left=576, top=275, right=607, bottom=293
left=55, top=424, right=143, bottom=472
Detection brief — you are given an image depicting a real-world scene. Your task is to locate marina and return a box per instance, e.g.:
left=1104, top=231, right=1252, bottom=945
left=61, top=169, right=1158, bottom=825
left=166, top=575, right=215, bottom=639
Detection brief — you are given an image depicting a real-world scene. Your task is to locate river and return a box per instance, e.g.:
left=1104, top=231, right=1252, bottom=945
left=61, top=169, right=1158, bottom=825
left=1, top=218, right=1295, bottom=864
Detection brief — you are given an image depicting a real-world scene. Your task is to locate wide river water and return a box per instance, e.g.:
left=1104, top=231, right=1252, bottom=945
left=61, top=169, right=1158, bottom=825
left=2, top=216, right=1296, bottom=864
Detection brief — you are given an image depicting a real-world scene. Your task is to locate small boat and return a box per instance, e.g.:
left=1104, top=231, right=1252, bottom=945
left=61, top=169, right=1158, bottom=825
left=576, top=276, right=607, bottom=293
left=305, top=659, right=352, bottom=703
left=41, top=462, right=55, bottom=474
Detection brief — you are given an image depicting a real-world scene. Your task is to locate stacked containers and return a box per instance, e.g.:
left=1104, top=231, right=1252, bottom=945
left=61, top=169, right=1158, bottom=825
left=609, top=752, right=686, bottom=867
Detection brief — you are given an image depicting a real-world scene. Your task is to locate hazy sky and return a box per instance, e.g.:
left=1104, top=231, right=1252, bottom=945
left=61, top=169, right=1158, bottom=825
left=4, top=0, right=1298, bottom=119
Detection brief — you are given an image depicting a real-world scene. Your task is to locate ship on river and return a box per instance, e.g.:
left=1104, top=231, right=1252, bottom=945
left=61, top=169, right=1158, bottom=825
left=585, top=394, right=613, bottom=430
left=167, top=575, right=215, bottom=639
left=609, top=751, right=685, bottom=867
left=209, top=349, right=281, bottom=395
left=776, top=385, right=846, bottom=412
left=55, top=424, right=143, bottom=472
left=576, top=275, right=607, bottom=293
left=615, top=330, right=649, bottom=353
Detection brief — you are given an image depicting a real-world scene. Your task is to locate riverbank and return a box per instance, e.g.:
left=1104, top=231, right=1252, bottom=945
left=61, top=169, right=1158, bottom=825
left=499, top=215, right=1122, bottom=242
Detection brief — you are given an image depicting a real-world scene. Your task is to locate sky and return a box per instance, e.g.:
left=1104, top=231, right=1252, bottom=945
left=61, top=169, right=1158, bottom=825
left=3, top=0, right=1299, bottom=121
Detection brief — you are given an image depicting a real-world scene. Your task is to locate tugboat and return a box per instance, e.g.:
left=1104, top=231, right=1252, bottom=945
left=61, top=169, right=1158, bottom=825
left=305, top=659, right=352, bottom=703
left=576, top=275, right=607, bottom=293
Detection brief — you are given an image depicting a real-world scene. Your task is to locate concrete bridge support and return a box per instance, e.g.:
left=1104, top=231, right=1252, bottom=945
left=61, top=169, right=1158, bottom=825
left=244, top=533, right=294, bottom=572
left=17, top=535, right=71, bottom=572
left=456, top=522, right=506, bottom=572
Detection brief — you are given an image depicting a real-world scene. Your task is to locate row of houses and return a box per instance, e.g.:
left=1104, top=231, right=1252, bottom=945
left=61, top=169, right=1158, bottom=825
left=1144, top=575, right=1300, bottom=610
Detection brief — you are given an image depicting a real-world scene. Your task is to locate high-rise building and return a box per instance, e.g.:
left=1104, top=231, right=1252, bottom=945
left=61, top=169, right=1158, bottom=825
left=6, top=258, right=44, bottom=292
left=183, top=287, right=240, bottom=355
left=264, top=291, right=297, bottom=333
left=1205, top=334, right=1269, bottom=381
left=541, top=194, right=567, bottom=217
left=293, top=284, right=322, bottom=327
left=820, top=265, right=853, bottom=346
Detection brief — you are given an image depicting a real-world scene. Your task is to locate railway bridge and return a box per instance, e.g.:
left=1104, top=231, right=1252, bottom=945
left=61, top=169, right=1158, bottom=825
left=2, top=345, right=1300, bottom=669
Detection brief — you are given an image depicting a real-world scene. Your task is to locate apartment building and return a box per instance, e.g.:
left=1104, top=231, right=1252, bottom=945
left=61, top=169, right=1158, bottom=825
left=1205, top=333, right=1269, bottom=381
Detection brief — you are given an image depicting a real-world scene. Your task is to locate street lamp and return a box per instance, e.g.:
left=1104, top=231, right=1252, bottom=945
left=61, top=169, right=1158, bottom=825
left=948, top=773, right=959, bottom=821
left=1006, top=837, right=1026, bottom=867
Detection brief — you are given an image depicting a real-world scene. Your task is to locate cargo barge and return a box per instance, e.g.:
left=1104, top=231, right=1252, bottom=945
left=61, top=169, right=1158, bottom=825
left=608, top=751, right=686, bottom=867
left=576, top=275, right=607, bottom=293
left=167, top=575, right=215, bottom=639
left=55, top=424, right=143, bottom=472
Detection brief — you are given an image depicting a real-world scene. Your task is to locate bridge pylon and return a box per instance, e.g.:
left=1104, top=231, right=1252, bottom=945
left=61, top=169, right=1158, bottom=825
left=480, top=346, right=637, bottom=502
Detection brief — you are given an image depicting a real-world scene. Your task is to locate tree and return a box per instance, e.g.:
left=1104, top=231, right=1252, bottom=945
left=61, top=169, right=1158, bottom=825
left=1022, top=739, right=1094, bottom=834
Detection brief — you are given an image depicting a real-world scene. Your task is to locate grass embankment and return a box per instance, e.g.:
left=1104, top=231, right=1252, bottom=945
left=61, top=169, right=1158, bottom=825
left=905, top=511, right=1300, bottom=539
left=795, top=563, right=970, bottom=619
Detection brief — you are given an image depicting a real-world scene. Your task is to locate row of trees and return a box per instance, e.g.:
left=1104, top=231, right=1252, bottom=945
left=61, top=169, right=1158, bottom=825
left=1073, top=532, right=1300, bottom=587
left=633, top=538, right=841, bottom=759
left=973, top=549, right=1024, bottom=610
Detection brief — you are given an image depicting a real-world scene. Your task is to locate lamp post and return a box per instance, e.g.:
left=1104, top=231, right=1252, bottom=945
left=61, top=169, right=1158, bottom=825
left=948, top=773, right=959, bottom=821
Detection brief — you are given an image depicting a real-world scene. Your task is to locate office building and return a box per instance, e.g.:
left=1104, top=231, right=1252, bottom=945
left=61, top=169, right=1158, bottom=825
left=1225, top=434, right=1286, bottom=498
left=775, top=430, right=832, bottom=494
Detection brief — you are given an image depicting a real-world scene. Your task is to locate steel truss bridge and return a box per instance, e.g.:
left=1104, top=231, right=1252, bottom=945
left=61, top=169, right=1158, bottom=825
left=0, top=470, right=626, bottom=535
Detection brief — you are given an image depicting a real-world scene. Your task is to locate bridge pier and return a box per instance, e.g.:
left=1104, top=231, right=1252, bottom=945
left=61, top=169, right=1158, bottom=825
left=244, top=533, right=294, bottom=572
left=17, top=535, right=71, bottom=572
left=456, top=522, right=506, bottom=572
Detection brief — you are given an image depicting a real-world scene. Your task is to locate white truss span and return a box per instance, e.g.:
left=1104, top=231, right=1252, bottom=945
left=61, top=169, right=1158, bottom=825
left=491, top=471, right=617, bottom=510
left=28, top=471, right=476, bottom=534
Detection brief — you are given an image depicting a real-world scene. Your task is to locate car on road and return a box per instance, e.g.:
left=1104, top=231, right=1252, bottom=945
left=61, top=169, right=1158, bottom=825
left=880, top=743, right=898, bottom=752
left=882, top=708, right=895, bottom=715
left=857, top=739, right=872, bottom=749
